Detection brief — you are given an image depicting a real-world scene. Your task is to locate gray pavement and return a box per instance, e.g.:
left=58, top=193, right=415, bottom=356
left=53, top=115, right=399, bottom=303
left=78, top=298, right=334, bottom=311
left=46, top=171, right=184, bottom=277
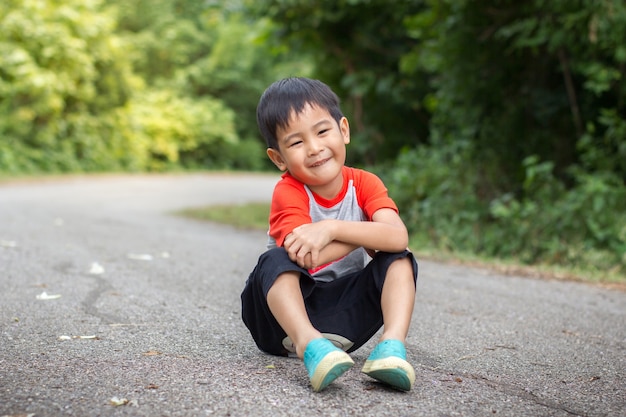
left=0, top=174, right=624, bottom=417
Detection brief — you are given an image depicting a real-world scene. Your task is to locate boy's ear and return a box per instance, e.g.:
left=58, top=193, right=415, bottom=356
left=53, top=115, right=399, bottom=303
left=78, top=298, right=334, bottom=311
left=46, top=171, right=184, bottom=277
left=266, top=148, right=287, bottom=171
left=340, top=117, right=350, bottom=144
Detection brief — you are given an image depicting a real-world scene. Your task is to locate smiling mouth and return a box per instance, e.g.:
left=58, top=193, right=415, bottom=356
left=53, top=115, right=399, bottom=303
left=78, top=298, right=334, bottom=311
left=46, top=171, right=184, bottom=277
left=310, top=158, right=330, bottom=168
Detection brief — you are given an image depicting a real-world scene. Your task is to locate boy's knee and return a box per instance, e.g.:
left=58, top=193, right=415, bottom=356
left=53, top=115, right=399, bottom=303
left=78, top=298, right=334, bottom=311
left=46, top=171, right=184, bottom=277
left=385, top=253, right=418, bottom=287
left=254, top=247, right=293, bottom=274
left=387, top=255, right=413, bottom=274
left=392, top=256, right=412, bottom=267
left=259, top=246, right=289, bottom=262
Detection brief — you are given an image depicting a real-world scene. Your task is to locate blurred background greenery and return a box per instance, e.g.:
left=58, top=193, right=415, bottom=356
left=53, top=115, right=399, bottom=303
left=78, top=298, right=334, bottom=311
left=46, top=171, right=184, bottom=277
left=1, top=0, right=624, bottom=280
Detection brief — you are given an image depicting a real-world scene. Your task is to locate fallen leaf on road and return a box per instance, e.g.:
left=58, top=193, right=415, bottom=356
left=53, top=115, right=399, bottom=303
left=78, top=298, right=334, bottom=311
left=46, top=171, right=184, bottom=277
left=36, top=291, right=61, bottom=300
left=265, top=364, right=275, bottom=369
left=109, top=397, right=129, bottom=406
left=142, top=350, right=162, bottom=356
left=59, top=335, right=99, bottom=340
left=456, top=354, right=479, bottom=361
left=127, top=253, right=153, bottom=261
left=145, top=384, right=159, bottom=389
left=89, top=262, right=105, bottom=274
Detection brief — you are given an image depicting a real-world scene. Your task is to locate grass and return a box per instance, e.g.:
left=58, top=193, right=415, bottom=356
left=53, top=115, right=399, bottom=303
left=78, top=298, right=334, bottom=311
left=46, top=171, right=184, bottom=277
left=177, top=203, right=626, bottom=288
left=177, top=202, right=271, bottom=231
left=410, top=241, right=626, bottom=288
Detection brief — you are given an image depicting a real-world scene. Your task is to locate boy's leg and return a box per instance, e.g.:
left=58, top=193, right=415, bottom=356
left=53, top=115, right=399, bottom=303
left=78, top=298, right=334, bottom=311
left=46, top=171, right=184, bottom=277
left=362, top=256, right=417, bottom=391
left=297, top=250, right=417, bottom=354
left=379, top=257, right=416, bottom=343
left=266, top=271, right=322, bottom=358
left=241, top=248, right=307, bottom=356
left=242, top=248, right=354, bottom=391
left=267, top=271, right=354, bottom=392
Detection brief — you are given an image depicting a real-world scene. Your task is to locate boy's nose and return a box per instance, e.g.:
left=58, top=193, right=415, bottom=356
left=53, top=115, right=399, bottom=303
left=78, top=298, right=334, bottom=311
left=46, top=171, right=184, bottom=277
left=307, top=139, right=324, bottom=155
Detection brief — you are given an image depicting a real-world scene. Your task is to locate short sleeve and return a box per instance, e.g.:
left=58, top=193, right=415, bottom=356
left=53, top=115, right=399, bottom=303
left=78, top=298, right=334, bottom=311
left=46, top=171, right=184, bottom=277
left=268, top=175, right=311, bottom=247
left=353, top=168, right=398, bottom=220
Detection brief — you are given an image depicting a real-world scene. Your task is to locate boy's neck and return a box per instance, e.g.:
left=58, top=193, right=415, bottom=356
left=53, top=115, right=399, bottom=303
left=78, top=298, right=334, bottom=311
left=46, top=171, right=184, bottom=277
left=292, top=166, right=347, bottom=201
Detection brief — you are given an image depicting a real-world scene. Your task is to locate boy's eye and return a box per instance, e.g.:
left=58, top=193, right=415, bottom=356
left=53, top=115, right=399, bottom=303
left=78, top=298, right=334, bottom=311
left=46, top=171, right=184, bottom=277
left=289, top=140, right=302, bottom=148
left=318, top=129, right=329, bottom=135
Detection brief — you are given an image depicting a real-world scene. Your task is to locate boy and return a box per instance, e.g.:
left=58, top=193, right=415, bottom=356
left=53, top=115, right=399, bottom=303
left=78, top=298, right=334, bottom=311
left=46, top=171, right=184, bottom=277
left=241, top=77, right=418, bottom=392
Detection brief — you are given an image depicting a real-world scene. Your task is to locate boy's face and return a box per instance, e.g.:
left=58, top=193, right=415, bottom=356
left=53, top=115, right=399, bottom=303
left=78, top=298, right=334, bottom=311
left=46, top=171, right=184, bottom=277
left=267, top=103, right=350, bottom=199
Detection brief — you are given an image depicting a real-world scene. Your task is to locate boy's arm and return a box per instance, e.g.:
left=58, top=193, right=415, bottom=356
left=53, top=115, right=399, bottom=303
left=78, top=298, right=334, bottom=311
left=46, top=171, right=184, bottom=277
left=284, top=208, right=408, bottom=268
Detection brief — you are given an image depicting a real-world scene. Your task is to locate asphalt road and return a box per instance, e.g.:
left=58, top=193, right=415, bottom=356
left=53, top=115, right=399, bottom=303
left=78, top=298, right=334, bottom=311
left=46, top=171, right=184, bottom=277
left=0, top=174, right=624, bottom=417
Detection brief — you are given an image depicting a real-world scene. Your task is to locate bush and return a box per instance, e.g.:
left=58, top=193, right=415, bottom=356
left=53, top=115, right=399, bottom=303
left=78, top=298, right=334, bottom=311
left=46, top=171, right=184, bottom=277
left=488, top=157, right=626, bottom=271
left=383, top=140, right=487, bottom=252
left=383, top=143, right=626, bottom=276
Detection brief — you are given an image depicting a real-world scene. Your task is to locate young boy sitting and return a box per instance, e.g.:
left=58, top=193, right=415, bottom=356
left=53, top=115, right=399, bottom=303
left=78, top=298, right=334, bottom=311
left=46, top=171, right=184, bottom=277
left=241, top=77, right=418, bottom=392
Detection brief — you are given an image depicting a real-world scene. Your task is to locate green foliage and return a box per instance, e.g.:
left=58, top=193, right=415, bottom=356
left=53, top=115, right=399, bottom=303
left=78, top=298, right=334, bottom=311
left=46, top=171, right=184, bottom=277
left=0, top=0, right=295, bottom=174
left=383, top=142, right=487, bottom=253
left=487, top=157, right=626, bottom=272
left=0, top=0, right=139, bottom=172
left=384, top=147, right=626, bottom=276
left=110, top=0, right=304, bottom=170
left=402, top=0, right=626, bottom=186
left=177, top=202, right=270, bottom=230
left=121, top=90, right=238, bottom=171
left=175, top=9, right=308, bottom=146
left=382, top=0, right=626, bottom=276
left=249, top=0, right=430, bottom=164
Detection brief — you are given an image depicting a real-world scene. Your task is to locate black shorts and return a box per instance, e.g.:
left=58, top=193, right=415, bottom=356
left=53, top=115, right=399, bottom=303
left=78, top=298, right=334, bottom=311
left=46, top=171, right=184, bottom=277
left=241, top=247, right=418, bottom=356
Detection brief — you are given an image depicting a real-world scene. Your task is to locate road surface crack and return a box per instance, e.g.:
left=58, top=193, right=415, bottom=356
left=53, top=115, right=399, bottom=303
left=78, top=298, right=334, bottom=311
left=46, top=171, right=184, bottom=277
left=81, top=275, right=123, bottom=324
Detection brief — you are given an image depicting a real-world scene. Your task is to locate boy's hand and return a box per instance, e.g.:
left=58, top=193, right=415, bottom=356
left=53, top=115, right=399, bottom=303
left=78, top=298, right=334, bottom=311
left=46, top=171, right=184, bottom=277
left=283, top=220, right=335, bottom=269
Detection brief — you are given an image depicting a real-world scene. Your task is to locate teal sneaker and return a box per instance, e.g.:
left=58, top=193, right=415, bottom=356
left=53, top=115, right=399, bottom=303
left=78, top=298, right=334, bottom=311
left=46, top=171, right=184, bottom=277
left=361, top=339, right=415, bottom=391
left=303, top=338, right=354, bottom=392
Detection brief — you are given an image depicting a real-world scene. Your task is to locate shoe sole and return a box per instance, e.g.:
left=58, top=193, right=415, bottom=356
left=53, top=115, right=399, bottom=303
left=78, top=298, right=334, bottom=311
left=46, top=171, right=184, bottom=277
left=361, top=357, right=415, bottom=391
left=283, top=333, right=354, bottom=353
left=310, top=351, right=354, bottom=392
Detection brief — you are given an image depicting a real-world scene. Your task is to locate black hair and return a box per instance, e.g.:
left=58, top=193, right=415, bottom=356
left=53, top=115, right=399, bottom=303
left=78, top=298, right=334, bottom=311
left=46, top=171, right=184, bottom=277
left=256, top=77, right=344, bottom=149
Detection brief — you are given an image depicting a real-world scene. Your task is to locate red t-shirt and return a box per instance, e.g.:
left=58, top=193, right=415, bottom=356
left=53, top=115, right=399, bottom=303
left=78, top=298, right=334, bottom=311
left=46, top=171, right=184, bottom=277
left=268, top=166, right=398, bottom=247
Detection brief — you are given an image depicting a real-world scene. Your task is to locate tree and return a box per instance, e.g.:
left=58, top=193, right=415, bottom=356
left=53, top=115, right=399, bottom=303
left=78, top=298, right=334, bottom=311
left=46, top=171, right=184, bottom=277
left=247, top=0, right=430, bottom=164
left=110, top=0, right=304, bottom=168
left=402, top=0, right=626, bottom=190
left=394, top=0, right=626, bottom=272
left=0, top=0, right=138, bottom=172
left=0, top=0, right=284, bottom=173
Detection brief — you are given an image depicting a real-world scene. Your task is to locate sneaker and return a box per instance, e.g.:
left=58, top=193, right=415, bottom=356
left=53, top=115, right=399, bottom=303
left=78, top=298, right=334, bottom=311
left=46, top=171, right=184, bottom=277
left=361, top=339, right=415, bottom=391
left=303, top=338, right=354, bottom=392
left=282, top=333, right=355, bottom=354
